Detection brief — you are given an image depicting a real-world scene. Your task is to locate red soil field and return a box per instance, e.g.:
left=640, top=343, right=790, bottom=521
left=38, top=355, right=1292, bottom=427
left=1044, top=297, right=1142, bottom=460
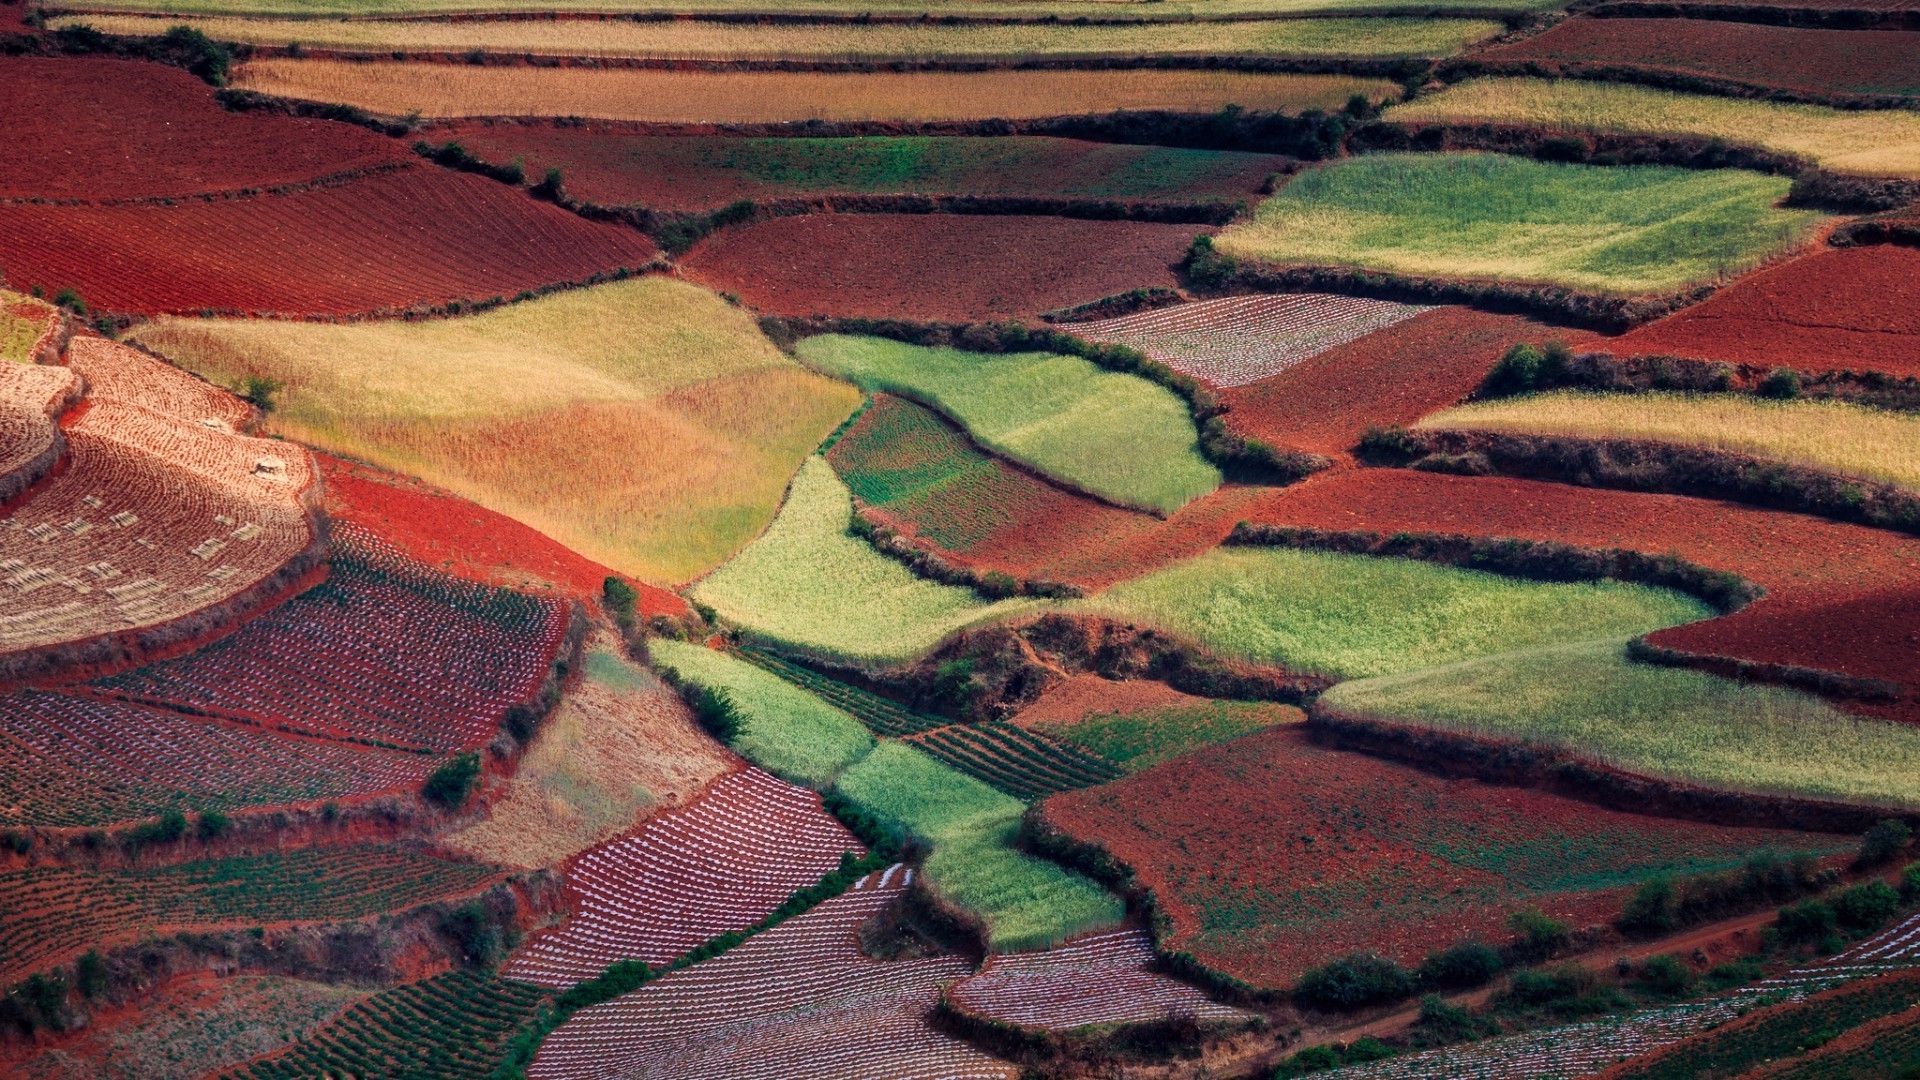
left=1219, top=306, right=1591, bottom=456
left=0, top=165, right=660, bottom=316
left=947, top=928, right=1249, bottom=1030
left=1009, top=674, right=1198, bottom=731
left=423, top=124, right=1285, bottom=212
left=1039, top=724, right=1844, bottom=990
left=1479, top=18, right=1920, bottom=98
left=679, top=213, right=1201, bottom=322
left=1607, top=245, right=1920, bottom=377
left=0, top=56, right=408, bottom=202
left=1241, top=467, right=1920, bottom=703
left=320, top=454, right=685, bottom=615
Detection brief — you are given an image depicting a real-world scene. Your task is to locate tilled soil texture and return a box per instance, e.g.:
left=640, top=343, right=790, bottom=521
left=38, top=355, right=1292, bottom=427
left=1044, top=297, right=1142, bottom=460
left=1039, top=724, right=1844, bottom=990
left=0, top=165, right=660, bottom=316
left=825, top=394, right=1270, bottom=591
left=1607, top=245, right=1920, bottom=377
left=1219, top=307, right=1593, bottom=457
left=423, top=126, right=1287, bottom=213
left=0, top=56, right=408, bottom=202
left=679, top=214, right=1202, bottom=322
left=1647, top=585, right=1920, bottom=725
left=320, top=454, right=685, bottom=616
left=1009, top=674, right=1200, bottom=731
left=1244, top=467, right=1920, bottom=699
left=1476, top=18, right=1920, bottom=99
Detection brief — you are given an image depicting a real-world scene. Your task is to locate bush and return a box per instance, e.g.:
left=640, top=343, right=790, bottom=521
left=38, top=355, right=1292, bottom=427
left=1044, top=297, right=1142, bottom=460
left=531, top=167, right=565, bottom=201
left=195, top=809, right=229, bottom=840
left=1414, top=994, right=1494, bottom=1044
left=10, top=972, right=68, bottom=1032
left=126, top=809, right=188, bottom=851
left=158, top=24, right=233, bottom=85
left=1508, top=910, right=1571, bottom=959
left=1, top=830, right=30, bottom=855
left=1272, top=1037, right=1395, bottom=1077
left=1618, top=877, right=1676, bottom=934
left=1857, top=818, right=1913, bottom=869
left=602, top=576, right=639, bottom=632
left=239, top=374, right=282, bottom=413
left=74, top=951, right=108, bottom=1001
left=1833, top=881, right=1901, bottom=932
left=1758, top=367, right=1802, bottom=400
left=1776, top=899, right=1838, bottom=943
left=422, top=753, right=481, bottom=809
left=52, top=287, right=86, bottom=315
left=1635, top=954, right=1695, bottom=996
left=1417, top=942, right=1504, bottom=989
left=1184, top=234, right=1238, bottom=289
left=440, top=903, right=501, bottom=967
left=1705, top=959, right=1762, bottom=991
left=1502, top=964, right=1624, bottom=1017
left=1902, top=863, right=1920, bottom=901
left=685, top=684, right=741, bottom=744
left=1357, top=423, right=1423, bottom=463
left=1295, top=952, right=1415, bottom=1011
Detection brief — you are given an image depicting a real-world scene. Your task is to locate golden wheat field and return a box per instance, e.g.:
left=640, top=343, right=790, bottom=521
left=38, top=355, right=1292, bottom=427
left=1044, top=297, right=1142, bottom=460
left=129, top=277, right=861, bottom=583
left=66, top=14, right=1502, bottom=61
left=231, top=60, right=1402, bottom=121
left=1419, top=391, right=1920, bottom=493
left=1386, top=78, right=1920, bottom=178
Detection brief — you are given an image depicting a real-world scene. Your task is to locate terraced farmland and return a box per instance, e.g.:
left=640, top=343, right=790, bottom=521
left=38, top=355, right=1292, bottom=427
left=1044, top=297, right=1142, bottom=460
left=1214, top=152, right=1824, bottom=294
left=906, top=721, right=1122, bottom=801
left=727, top=644, right=944, bottom=737
left=0, top=291, right=60, bottom=365
left=948, top=928, right=1252, bottom=1030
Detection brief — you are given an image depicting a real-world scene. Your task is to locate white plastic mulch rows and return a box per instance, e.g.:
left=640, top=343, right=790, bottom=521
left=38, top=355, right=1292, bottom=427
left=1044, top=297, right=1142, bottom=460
left=504, top=767, right=865, bottom=986
left=948, top=928, right=1253, bottom=1030
left=1062, top=293, right=1432, bottom=388
left=527, top=864, right=1015, bottom=1080
left=1329, top=908, right=1920, bottom=1079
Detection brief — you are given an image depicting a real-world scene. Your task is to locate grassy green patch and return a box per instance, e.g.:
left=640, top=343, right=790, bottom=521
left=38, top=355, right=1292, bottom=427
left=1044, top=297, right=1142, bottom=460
left=1214, top=152, right=1824, bottom=295
left=648, top=639, right=874, bottom=788
left=1323, top=638, right=1920, bottom=808
left=1, top=291, right=56, bottom=364
left=1076, top=547, right=1713, bottom=678
left=689, top=456, right=1037, bottom=665
left=826, top=393, right=1038, bottom=553
left=797, top=334, right=1220, bottom=513
left=834, top=741, right=1123, bottom=950
left=1043, top=699, right=1304, bottom=771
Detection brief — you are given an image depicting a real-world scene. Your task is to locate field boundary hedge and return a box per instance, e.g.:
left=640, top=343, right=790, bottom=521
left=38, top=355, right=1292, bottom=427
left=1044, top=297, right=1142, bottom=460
left=1627, top=636, right=1905, bottom=704
left=1832, top=217, right=1920, bottom=248
left=762, top=315, right=1332, bottom=487
left=0, top=160, right=417, bottom=210
left=1225, top=522, right=1761, bottom=612
left=490, top=602, right=588, bottom=761
left=1570, top=0, right=1920, bottom=33
left=1484, top=350, right=1920, bottom=413
left=1369, top=429, right=1920, bottom=536
left=930, top=987, right=1265, bottom=1070
left=1435, top=56, right=1920, bottom=112
left=1307, top=702, right=1919, bottom=832
left=851, top=507, right=1087, bottom=600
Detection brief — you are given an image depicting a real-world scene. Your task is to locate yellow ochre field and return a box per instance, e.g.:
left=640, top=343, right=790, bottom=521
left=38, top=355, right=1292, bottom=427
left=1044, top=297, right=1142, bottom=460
left=65, top=14, right=1501, bottom=61
left=1386, top=78, right=1920, bottom=178
left=230, top=60, right=1402, bottom=121
left=129, top=277, right=860, bottom=584
left=1419, top=391, right=1920, bottom=494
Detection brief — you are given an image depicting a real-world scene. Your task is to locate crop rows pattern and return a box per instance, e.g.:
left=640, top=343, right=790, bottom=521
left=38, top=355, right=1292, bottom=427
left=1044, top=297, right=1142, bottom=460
left=529, top=865, right=1012, bottom=1080
left=0, top=363, right=77, bottom=482
left=0, top=339, right=315, bottom=653
left=222, top=970, right=544, bottom=1080
left=0, top=847, right=500, bottom=983
left=0, top=166, right=661, bottom=316
left=0, top=689, right=438, bottom=827
left=93, top=523, right=569, bottom=752
left=1064, top=294, right=1433, bottom=388
left=948, top=928, right=1250, bottom=1030
left=907, top=721, right=1122, bottom=801
left=504, top=767, right=863, bottom=986
left=1333, top=909, right=1920, bottom=1078
left=729, top=644, right=944, bottom=736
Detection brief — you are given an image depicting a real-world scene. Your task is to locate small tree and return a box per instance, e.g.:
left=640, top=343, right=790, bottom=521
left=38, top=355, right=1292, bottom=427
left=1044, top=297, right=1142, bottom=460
left=1758, top=367, right=1802, bottom=400
left=1636, top=954, right=1694, bottom=996
left=1417, top=942, right=1504, bottom=989
left=602, top=576, right=639, bottom=632
left=196, top=808, right=230, bottom=840
left=1509, top=910, right=1571, bottom=959
left=1857, top=818, right=1913, bottom=869
left=74, top=951, right=108, bottom=1001
left=423, top=753, right=481, bottom=809
left=52, top=287, right=86, bottom=316
left=1617, top=877, right=1676, bottom=934
left=239, top=375, right=282, bottom=413
left=1295, top=953, right=1414, bottom=1010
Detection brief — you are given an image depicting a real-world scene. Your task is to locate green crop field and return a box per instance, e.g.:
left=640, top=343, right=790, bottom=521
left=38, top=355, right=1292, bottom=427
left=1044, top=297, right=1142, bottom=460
left=1323, top=638, right=1920, bottom=808
left=64, top=0, right=1559, bottom=20
left=71, top=13, right=1502, bottom=62
left=689, top=457, right=1038, bottom=665
left=1037, top=699, right=1305, bottom=772
left=833, top=741, right=1123, bottom=951
left=648, top=639, right=875, bottom=788
left=1212, top=152, right=1824, bottom=294
left=132, top=277, right=858, bottom=584
left=1387, top=78, right=1920, bottom=178
left=1420, top=392, right=1920, bottom=495
left=797, top=335, right=1220, bottom=514
left=1076, top=547, right=1712, bottom=678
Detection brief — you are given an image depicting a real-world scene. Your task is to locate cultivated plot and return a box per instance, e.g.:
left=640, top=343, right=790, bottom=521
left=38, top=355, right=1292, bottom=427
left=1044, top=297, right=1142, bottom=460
left=649, top=639, right=876, bottom=787
left=948, top=928, right=1252, bottom=1030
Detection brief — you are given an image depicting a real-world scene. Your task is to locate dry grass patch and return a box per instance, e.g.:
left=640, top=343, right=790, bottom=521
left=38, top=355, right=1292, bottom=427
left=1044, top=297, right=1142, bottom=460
left=130, top=277, right=859, bottom=583
left=1420, top=391, right=1920, bottom=495
left=65, top=0, right=1558, bottom=16
left=1, top=290, right=57, bottom=364
left=445, top=635, right=734, bottom=869
left=1387, top=78, right=1920, bottom=178
left=232, top=60, right=1401, bottom=122
left=76, top=14, right=1499, bottom=61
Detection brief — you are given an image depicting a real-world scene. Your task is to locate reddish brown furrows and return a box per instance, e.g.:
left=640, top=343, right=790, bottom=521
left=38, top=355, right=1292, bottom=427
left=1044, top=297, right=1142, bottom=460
left=0, top=167, right=659, bottom=316
left=1608, top=245, right=1920, bottom=377
left=1219, top=306, right=1589, bottom=456
left=1040, top=725, right=1844, bottom=990
left=0, top=56, right=408, bottom=202
left=1477, top=18, right=1920, bottom=99
left=679, top=213, right=1199, bottom=322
